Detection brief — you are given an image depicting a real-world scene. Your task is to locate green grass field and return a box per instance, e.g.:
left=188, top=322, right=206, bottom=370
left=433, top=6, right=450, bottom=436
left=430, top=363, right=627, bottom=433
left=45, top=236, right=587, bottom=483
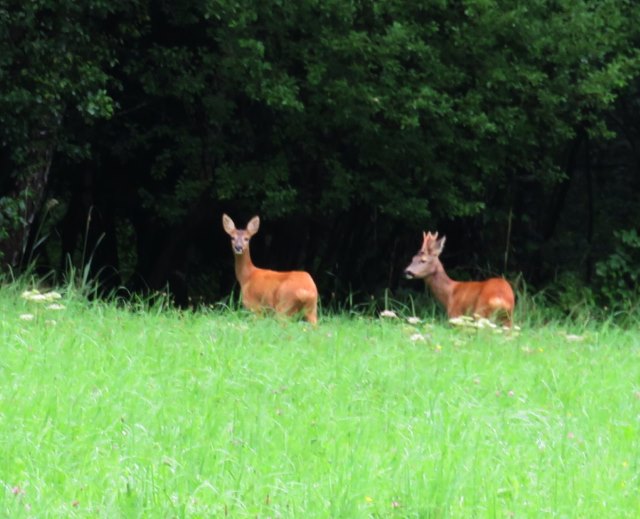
left=1, top=286, right=640, bottom=518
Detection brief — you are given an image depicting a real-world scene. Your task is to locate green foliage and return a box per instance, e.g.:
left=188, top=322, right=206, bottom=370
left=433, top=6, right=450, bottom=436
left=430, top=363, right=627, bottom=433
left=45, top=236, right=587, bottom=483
left=0, top=0, right=145, bottom=268
left=596, top=229, right=640, bottom=307
left=0, top=1, right=126, bottom=154
left=102, top=0, right=640, bottom=228
left=2, top=0, right=640, bottom=301
left=543, top=272, right=600, bottom=322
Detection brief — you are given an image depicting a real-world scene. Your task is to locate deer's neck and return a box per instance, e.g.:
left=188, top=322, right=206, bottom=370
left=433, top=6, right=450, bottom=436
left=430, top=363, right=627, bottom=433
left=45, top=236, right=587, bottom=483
left=234, top=247, right=256, bottom=285
left=424, top=261, right=456, bottom=309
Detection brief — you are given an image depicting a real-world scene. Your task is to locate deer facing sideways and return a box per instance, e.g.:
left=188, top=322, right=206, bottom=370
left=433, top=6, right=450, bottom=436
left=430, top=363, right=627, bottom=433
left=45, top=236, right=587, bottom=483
left=222, top=214, right=318, bottom=325
left=404, top=231, right=515, bottom=326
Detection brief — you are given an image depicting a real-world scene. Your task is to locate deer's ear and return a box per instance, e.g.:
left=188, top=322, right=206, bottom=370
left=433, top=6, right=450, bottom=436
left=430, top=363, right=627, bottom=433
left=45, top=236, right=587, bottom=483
left=246, top=216, right=260, bottom=236
left=431, top=236, right=446, bottom=256
left=222, top=214, right=236, bottom=235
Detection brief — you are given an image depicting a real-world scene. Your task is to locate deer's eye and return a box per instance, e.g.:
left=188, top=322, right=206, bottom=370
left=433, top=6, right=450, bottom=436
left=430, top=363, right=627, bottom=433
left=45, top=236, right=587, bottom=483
left=243, top=237, right=249, bottom=242
left=420, top=256, right=428, bottom=263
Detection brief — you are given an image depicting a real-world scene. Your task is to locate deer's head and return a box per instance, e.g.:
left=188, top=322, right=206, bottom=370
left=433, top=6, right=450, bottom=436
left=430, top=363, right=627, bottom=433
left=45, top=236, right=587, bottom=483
left=222, top=214, right=260, bottom=255
left=404, top=231, right=446, bottom=280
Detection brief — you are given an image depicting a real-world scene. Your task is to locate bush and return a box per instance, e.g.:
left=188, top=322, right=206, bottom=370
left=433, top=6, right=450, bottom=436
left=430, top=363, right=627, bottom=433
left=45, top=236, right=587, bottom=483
left=595, top=229, right=640, bottom=307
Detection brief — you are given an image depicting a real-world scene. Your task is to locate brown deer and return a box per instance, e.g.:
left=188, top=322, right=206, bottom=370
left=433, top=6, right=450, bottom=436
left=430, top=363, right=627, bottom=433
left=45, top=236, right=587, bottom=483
left=222, top=214, right=318, bottom=324
left=404, top=231, right=515, bottom=326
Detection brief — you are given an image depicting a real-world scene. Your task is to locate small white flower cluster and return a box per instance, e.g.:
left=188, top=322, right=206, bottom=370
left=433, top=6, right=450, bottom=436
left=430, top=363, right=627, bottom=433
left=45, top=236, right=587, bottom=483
left=404, top=316, right=432, bottom=343
left=379, top=311, right=433, bottom=342
left=20, top=289, right=66, bottom=318
left=21, top=289, right=62, bottom=303
left=380, top=312, right=423, bottom=325
left=449, top=315, right=520, bottom=332
left=449, top=315, right=493, bottom=328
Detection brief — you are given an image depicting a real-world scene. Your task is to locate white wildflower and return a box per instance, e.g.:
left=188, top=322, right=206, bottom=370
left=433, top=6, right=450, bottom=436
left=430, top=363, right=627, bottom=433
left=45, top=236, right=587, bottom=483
left=43, top=291, right=62, bottom=301
left=380, top=310, right=398, bottom=318
left=410, top=333, right=426, bottom=342
left=565, top=334, right=584, bottom=342
left=476, top=318, right=497, bottom=329
left=406, top=316, right=421, bottom=325
left=449, top=316, right=475, bottom=327
left=19, top=313, right=35, bottom=321
left=21, top=289, right=63, bottom=303
left=21, top=289, right=40, bottom=300
left=46, top=303, right=65, bottom=311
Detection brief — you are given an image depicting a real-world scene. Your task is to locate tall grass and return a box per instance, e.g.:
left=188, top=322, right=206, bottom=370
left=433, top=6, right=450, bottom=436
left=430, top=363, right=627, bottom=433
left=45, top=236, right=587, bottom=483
left=1, top=285, right=640, bottom=517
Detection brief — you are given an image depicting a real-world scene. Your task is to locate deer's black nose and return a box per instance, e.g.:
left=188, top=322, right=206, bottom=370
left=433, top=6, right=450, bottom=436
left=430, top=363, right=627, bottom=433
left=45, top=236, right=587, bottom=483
left=404, top=269, right=414, bottom=279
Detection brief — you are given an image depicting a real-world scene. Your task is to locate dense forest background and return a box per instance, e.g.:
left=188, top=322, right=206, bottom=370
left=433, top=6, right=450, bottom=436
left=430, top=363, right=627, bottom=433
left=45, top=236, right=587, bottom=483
left=1, top=0, right=640, bottom=311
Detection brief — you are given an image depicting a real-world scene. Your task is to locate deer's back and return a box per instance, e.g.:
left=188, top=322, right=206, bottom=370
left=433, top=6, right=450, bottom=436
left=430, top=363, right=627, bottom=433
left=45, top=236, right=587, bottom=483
left=243, top=268, right=317, bottom=308
left=450, top=277, right=514, bottom=316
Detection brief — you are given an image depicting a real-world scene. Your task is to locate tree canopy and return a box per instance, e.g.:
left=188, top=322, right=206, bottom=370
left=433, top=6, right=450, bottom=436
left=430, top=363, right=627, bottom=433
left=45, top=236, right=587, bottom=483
left=1, top=0, right=640, bottom=310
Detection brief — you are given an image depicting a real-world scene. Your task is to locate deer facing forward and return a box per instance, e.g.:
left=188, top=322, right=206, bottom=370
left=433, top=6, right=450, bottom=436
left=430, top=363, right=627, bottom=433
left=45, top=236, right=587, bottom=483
left=404, top=231, right=515, bottom=326
left=222, top=214, right=318, bottom=324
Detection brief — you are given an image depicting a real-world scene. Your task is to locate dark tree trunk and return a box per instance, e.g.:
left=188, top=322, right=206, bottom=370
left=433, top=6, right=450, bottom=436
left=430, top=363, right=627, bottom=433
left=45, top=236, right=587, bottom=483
left=584, top=136, right=594, bottom=283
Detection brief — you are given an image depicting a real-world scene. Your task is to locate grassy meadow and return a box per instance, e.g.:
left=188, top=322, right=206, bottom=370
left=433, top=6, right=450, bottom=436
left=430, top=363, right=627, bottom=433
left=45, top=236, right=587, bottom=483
left=1, top=286, right=640, bottom=518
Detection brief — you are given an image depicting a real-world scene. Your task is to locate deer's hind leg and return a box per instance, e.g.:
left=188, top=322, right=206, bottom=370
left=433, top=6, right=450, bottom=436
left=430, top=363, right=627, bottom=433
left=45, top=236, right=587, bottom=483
left=303, top=298, right=318, bottom=325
